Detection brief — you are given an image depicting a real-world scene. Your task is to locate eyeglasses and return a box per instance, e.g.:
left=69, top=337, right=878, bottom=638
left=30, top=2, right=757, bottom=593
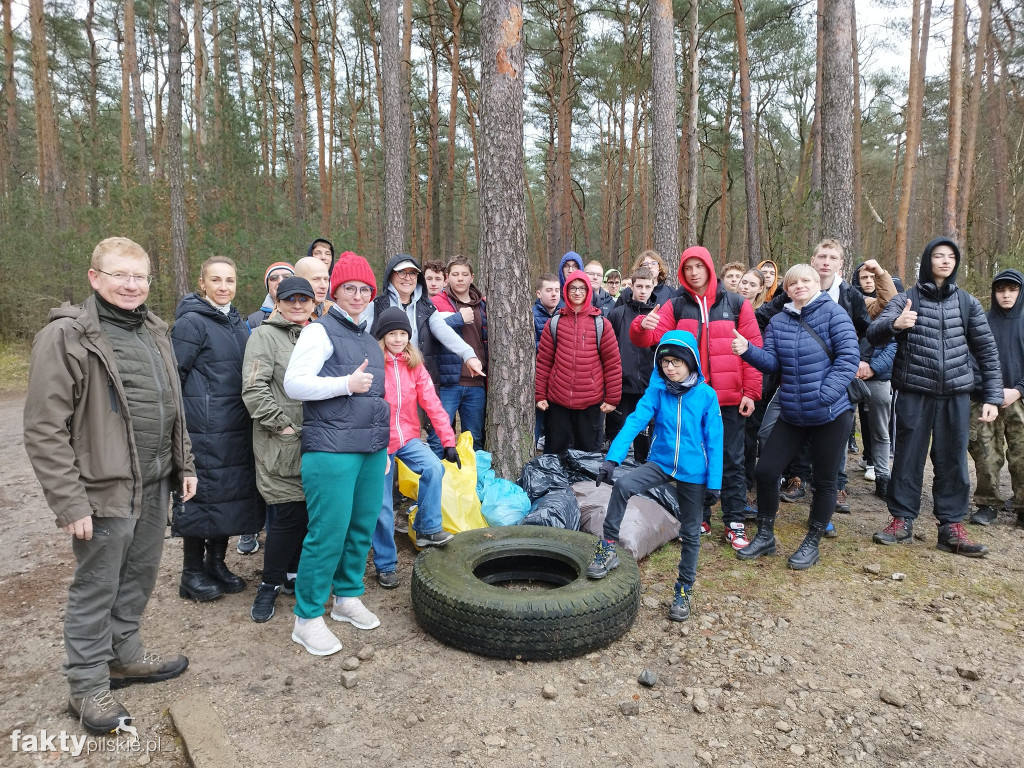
left=395, top=269, right=419, bottom=278
left=567, top=285, right=588, bottom=294
left=97, top=270, right=153, bottom=285
left=340, top=284, right=373, bottom=297
left=661, top=358, right=686, bottom=369
left=642, top=260, right=659, bottom=268
left=281, top=295, right=313, bottom=304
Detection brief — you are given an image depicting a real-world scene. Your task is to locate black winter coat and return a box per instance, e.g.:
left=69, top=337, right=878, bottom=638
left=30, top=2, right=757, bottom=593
left=867, top=237, right=1001, bottom=403
left=607, top=294, right=656, bottom=394
left=171, top=294, right=261, bottom=538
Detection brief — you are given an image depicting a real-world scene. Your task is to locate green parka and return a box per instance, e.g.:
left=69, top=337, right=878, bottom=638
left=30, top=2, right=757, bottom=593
left=241, top=310, right=306, bottom=503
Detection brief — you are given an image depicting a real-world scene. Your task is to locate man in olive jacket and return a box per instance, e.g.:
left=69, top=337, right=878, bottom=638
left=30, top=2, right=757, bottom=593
left=23, top=238, right=197, bottom=735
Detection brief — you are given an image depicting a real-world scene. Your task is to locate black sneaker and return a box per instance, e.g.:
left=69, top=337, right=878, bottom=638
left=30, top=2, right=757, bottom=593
left=282, top=576, right=296, bottom=595
left=873, top=516, right=913, bottom=545
left=936, top=522, right=989, bottom=558
left=969, top=505, right=997, bottom=526
left=416, top=530, right=454, bottom=547
left=377, top=570, right=400, bottom=589
left=250, top=583, right=281, bottom=623
left=586, top=539, right=619, bottom=579
left=835, top=489, right=851, bottom=514
left=848, top=435, right=859, bottom=454
left=236, top=534, right=260, bottom=555
left=668, top=583, right=691, bottom=622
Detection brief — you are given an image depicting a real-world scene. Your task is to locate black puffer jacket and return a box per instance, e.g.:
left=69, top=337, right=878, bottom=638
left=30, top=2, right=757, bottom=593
left=607, top=292, right=656, bottom=394
left=171, top=294, right=261, bottom=538
left=867, top=238, right=1001, bottom=402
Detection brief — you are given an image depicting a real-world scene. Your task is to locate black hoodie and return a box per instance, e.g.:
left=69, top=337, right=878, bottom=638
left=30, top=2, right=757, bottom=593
left=307, top=238, right=336, bottom=274
left=607, top=292, right=656, bottom=394
left=986, top=269, right=1024, bottom=394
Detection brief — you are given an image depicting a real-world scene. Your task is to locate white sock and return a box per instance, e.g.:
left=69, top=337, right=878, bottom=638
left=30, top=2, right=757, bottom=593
left=286, top=572, right=297, bottom=581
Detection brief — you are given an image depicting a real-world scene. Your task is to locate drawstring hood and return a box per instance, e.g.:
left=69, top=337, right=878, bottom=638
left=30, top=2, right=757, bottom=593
left=677, top=246, right=718, bottom=326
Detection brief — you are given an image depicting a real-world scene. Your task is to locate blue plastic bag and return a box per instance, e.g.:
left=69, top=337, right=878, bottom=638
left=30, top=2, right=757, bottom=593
left=474, top=450, right=531, bottom=526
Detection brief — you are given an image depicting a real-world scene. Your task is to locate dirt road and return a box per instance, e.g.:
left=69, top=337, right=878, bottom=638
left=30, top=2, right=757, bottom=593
left=3, top=393, right=1023, bottom=767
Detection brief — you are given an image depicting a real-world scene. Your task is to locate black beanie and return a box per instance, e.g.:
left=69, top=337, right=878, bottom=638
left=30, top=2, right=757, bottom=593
left=374, top=306, right=413, bottom=340
left=656, top=344, right=698, bottom=373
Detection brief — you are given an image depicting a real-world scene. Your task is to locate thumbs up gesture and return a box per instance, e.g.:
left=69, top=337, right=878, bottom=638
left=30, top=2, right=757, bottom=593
left=731, top=328, right=749, bottom=356
left=893, top=298, right=918, bottom=330
left=349, top=359, right=374, bottom=393
left=641, top=303, right=662, bottom=330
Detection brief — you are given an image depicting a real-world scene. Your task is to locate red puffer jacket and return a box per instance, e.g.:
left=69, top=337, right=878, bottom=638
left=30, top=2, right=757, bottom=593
left=536, top=276, right=622, bottom=409
left=629, top=246, right=762, bottom=406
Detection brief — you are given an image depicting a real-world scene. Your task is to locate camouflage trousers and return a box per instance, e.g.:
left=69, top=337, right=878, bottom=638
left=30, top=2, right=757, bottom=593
left=968, top=399, right=1024, bottom=508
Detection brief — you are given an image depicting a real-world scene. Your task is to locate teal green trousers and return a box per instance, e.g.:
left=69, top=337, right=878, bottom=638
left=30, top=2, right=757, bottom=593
left=294, top=450, right=387, bottom=618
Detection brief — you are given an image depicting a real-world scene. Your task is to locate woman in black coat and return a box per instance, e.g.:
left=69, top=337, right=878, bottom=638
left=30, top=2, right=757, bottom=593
left=171, top=256, right=261, bottom=601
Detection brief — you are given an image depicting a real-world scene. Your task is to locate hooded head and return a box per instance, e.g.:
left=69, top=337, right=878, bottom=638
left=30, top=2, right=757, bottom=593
left=757, top=259, right=780, bottom=299
left=558, top=251, right=586, bottom=288
left=677, top=246, right=718, bottom=301
left=383, top=254, right=426, bottom=303
left=654, top=331, right=702, bottom=391
left=562, top=274, right=593, bottom=314
left=918, top=237, right=961, bottom=293
left=308, top=238, right=336, bottom=273
left=851, top=261, right=874, bottom=297
left=991, top=269, right=1024, bottom=319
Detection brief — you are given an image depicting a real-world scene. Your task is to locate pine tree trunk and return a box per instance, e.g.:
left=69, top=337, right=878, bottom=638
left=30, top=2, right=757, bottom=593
left=851, top=4, right=862, bottom=256
left=2, top=0, right=18, bottom=193
left=168, top=0, right=189, bottom=299
left=821, top=0, right=855, bottom=267
left=443, top=0, right=463, bottom=256
left=684, top=0, right=699, bottom=247
left=291, top=0, right=306, bottom=223
left=427, top=0, right=441, bottom=259
left=84, top=0, right=99, bottom=206
left=310, top=0, right=330, bottom=232
left=122, top=0, right=148, bottom=184
left=989, top=41, right=1008, bottom=256
left=29, top=0, right=69, bottom=229
left=193, top=0, right=206, bottom=173
left=479, top=0, right=532, bottom=478
left=117, top=16, right=132, bottom=187
left=808, top=0, right=823, bottom=249
left=554, top=0, right=576, bottom=256
left=942, top=0, right=965, bottom=241
left=894, top=0, right=931, bottom=283
left=149, top=2, right=164, bottom=182
left=720, top=69, right=736, bottom=262
left=342, top=46, right=368, bottom=250
left=955, top=0, right=990, bottom=248
left=734, top=0, right=761, bottom=265
left=382, top=0, right=407, bottom=257
left=650, top=0, right=679, bottom=274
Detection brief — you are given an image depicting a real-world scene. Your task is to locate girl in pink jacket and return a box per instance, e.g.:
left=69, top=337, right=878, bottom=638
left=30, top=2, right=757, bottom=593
left=371, top=307, right=460, bottom=589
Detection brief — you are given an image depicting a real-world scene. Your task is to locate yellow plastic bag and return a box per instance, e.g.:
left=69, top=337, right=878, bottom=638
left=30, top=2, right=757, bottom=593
left=397, top=431, right=488, bottom=549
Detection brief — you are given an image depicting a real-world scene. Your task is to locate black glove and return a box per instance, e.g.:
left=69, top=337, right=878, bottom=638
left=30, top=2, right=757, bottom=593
left=443, top=446, right=462, bottom=469
left=596, top=460, right=618, bottom=487
left=705, top=489, right=721, bottom=507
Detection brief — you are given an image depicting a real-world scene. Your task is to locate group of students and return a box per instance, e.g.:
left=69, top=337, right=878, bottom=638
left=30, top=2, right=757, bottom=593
left=23, top=232, right=1021, bottom=734
left=533, top=239, right=1012, bottom=623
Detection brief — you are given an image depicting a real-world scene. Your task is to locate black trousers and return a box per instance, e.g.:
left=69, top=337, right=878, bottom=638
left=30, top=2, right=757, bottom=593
left=755, top=410, right=853, bottom=527
left=605, top=392, right=651, bottom=463
left=262, top=500, right=308, bottom=586
left=888, top=391, right=970, bottom=523
left=544, top=402, right=602, bottom=454
left=705, top=405, right=746, bottom=525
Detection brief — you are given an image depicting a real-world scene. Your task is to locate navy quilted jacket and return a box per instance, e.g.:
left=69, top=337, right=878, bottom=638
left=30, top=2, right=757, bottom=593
left=742, top=292, right=859, bottom=426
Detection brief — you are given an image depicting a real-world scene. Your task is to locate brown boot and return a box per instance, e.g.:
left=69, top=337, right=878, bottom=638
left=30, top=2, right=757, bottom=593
left=68, top=690, right=131, bottom=735
left=109, top=652, right=189, bottom=690
left=780, top=477, right=805, bottom=503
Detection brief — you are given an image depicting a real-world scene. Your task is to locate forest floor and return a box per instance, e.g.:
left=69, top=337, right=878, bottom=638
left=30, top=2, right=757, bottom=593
left=2, top=390, right=1024, bottom=767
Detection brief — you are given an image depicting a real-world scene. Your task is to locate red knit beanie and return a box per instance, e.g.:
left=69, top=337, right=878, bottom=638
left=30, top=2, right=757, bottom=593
left=330, top=251, right=378, bottom=301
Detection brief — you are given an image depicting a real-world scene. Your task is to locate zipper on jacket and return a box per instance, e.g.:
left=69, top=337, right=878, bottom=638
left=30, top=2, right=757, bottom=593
left=107, top=376, right=119, bottom=414
left=140, top=328, right=168, bottom=480
left=672, top=396, right=683, bottom=475
left=938, top=297, right=947, bottom=396
left=392, top=356, right=404, bottom=446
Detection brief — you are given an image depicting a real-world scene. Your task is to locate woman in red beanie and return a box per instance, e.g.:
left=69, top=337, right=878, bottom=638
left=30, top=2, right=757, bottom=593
left=283, top=252, right=391, bottom=656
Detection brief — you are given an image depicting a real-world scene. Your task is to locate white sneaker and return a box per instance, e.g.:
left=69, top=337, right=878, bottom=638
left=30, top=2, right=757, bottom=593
left=330, top=597, right=381, bottom=630
left=291, top=616, right=342, bottom=656
left=864, top=465, right=875, bottom=482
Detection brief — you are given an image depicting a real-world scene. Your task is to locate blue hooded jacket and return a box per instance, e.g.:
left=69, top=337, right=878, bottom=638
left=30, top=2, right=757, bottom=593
left=606, top=331, right=724, bottom=490
left=556, top=252, right=586, bottom=309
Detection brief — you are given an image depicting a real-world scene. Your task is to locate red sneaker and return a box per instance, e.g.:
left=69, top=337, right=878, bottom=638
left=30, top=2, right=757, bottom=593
left=725, top=522, right=751, bottom=551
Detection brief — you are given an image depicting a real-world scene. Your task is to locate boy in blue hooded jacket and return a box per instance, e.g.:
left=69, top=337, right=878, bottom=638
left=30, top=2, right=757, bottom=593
left=587, top=330, right=723, bottom=622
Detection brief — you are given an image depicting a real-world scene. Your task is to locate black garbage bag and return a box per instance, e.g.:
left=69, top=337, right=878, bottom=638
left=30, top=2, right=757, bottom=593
left=518, top=454, right=571, bottom=502
left=520, top=487, right=581, bottom=530
left=563, top=450, right=681, bottom=520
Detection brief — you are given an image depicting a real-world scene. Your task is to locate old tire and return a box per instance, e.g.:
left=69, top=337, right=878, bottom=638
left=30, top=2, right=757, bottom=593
left=410, top=526, right=641, bottom=660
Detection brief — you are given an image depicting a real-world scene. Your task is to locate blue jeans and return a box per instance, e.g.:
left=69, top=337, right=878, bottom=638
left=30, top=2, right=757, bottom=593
left=372, top=439, right=445, bottom=574
left=427, top=384, right=486, bottom=456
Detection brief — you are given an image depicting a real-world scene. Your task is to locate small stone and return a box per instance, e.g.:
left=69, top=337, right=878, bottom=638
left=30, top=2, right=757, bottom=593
left=637, top=669, right=658, bottom=687
left=340, top=671, right=358, bottom=689
left=952, top=694, right=972, bottom=707
left=619, top=700, right=640, bottom=716
left=970, top=755, right=986, bottom=767
left=879, top=688, right=908, bottom=708
left=910, top=721, right=924, bottom=731
left=992, top=620, right=1014, bottom=631
left=284, top=675, right=293, bottom=686
left=692, top=697, right=710, bottom=714
left=956, top=666, right=981, bottom=681
left=643, top=596, right=659, bottom=609
left=775, top=720, right=793, bottom=733
left=863, top=563, right=881, bottom=575
left=341, top=657, right=360, bottom=671
left=138, top=756, right=152, bottom=766
left=403, top=714, right=418, bottom=729
left=790, top=745, right=806, bottom=756
left=542, top=684, right=558, bottom=700
left=696, top=750, right=713, bottom=766
left=891, top=572, right=907, bottom=581
left=845, top=688, right=864, bottom=699
left=776, top=618, right=789, bottom=630
left=356, top=644, right=376, bottom=661
left=482, top=733, right=507, bottom=748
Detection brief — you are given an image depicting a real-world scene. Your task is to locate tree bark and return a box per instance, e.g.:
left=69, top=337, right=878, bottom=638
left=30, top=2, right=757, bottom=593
left=443, top=0, right=463, bottom=256
left=427, top=0, right=441, bottom=259
left=84, top=0, right=99, bottom=205
left=168, top=0, right=189, bottom=299
left=123, top=0, right=149, bottom=184
left=851, top=3, right=862, bottom=256
left=989, top=39, right=1008, bottom=255
left=894, top=0, right=931, bottom=283
left=193, top=0, right=206, bottom=173
left=554, top=0, right=576, bottom=257
left=720, top=68, right=736, bottom=262
left=479, top=0, right=532, bottom=478
left=310, top=0, right=330, bottom=232
left=685, top=0, right=699, bottom=247
left=734, top=0, right=761, bottom=266
left=29, top=0, right=68, bottom=228
left=955, top=0, right=991, bottom=249
left=942, top=0, right=966, bottom=241
left=650, top=0, right=679, bottom=273
left=117, top=14, right=132, bottom=187
left=2, top=0, right=18, bottom=192
left=821, top=0, right=855, bottom=267
left=382, top=0, right=407, bottom=257
left=291, top=0, right=306, bottom=223
left=808, top=0, right=823, bottom=249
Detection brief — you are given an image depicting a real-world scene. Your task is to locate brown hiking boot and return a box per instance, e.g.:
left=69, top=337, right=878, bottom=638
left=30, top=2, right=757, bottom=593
left=780, top=477, right=805, bottom=503
left=68, top=690, right=131, bottom=735
left=109, top=652, right=189, bottom=690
